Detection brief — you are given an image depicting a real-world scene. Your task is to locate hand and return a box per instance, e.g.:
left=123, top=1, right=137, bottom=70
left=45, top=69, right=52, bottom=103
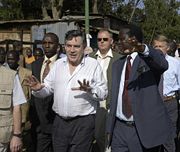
left=24, top=75, right=44, bottom=91
left=10, top=136, right=22, bottom=152
left=71, top=79, right=92, bottom=93
left=128, top=37, right=145, bottom=53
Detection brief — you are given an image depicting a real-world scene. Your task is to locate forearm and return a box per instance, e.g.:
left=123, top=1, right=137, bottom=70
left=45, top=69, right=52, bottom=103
left=32, top=86, right=53, bottom=98
left=13, top=105, right=22, bottom=134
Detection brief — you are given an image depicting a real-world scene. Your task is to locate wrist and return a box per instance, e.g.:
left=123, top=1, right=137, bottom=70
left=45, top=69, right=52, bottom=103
left=12, top=133, right=22, bottom=138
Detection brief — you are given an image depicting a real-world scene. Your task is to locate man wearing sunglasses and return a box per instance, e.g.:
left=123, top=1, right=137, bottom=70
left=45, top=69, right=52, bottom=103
left=90, top=29, right=122, bottom=152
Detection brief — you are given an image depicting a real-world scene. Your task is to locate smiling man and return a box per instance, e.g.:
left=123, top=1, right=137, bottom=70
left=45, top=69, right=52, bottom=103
left=26, top=30, right=108, bottom=152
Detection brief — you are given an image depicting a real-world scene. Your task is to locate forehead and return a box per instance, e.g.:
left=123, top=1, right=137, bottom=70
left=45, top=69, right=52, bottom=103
left=43, top=36, right=53, bottom=41
left=153, top=40, right=168, bottom=46
left=66, top=36, right=83, bottom=44
left=98, top=31, right=111, bottom=37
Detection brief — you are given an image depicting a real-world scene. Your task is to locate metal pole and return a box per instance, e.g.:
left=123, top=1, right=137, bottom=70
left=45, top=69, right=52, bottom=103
left=85, top=0, right=90, bottom=47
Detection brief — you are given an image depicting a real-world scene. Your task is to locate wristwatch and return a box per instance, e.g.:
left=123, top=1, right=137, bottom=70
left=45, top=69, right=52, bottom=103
left=12, top=133, right=22, bottom=138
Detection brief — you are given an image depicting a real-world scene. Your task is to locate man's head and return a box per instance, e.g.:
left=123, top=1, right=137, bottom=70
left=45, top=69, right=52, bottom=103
left=153, top=35, right=170, bottom=55
left=42, top=32, right=59, bottom=58
left=97, top=29, right=113, bottom=55
left=7, top=50, right=19, bottom=70
left=0, top=47, right=6, bottom=65
left=64, top=30, right=86, bottom=66
left=34, top=48, right=44, bottom=60
left=25, top=47, right=33, bottom=57
left=116, top=24, right=144, bottom=55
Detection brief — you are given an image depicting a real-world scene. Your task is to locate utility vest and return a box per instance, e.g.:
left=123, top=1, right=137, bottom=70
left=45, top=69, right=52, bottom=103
left=0, top=66, right=16, bottom=143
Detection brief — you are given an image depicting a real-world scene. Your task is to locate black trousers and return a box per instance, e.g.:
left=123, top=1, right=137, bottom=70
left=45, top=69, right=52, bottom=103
left=52, top=114, right=95, bottom=152
left=36, top=132, right=53, bottom=152
left=92, top=107, right=107, bottom=152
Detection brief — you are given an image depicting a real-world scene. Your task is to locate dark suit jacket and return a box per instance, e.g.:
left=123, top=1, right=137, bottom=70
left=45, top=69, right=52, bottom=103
left=107, top=47, right=173, bottom=148
left=30, top=56, right=59, bottom=134
left=89, top=51, right=122, bottom=109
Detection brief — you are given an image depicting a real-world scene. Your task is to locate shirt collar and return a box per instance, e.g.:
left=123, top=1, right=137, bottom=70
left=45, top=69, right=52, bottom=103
left=44, top=54, right=58, bottom=64
left=95, top=49, right=113, bottom=59
left=62, top=55, right=86, bottom=66
left=129, top=52, right=138, bottom=61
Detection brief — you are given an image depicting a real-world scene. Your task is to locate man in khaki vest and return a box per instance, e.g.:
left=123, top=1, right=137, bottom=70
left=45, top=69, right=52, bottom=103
left=7, top=50, right=32, bottom=151
left=0, top=53, right=27, bottom=151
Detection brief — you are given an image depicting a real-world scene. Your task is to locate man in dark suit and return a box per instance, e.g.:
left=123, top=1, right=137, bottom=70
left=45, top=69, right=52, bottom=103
left=90, top=29, right=121, bottom=152
left=107, top=25, right=174, bottom=152
left=30, top=32, right=62, bottom=152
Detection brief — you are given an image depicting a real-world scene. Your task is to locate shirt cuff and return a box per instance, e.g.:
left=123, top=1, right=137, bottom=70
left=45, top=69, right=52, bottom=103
left=140, top=44, right=149, bottom=56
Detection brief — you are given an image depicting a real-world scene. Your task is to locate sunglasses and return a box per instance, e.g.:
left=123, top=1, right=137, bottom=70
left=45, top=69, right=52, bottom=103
left=97, top=38, right=109, bottom=42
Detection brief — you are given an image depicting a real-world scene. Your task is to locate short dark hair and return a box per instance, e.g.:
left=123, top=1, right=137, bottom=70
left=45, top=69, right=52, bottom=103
left=43, top=32, right=59, bottom=44
left=120, top=24, right=144, bottom=43
left=65, top=30, right=87, bottom=47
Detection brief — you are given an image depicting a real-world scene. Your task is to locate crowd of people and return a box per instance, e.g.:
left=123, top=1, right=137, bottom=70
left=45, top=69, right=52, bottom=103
left=0, top=25, right=180, bottom=152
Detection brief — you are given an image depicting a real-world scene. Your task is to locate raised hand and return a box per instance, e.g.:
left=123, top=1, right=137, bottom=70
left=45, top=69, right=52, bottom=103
left=24, top=75, right=44, bottom=91
left=71, top=79, right=92, bottom=93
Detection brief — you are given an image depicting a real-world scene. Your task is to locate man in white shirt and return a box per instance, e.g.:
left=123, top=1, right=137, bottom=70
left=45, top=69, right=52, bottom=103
left=26, top=30, right=108, bottom=152
left=153, top=35, right=180, bottom=152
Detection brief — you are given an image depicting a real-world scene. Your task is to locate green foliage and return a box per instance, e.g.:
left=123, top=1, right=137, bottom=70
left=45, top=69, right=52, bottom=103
left=0, top=0, right=24, bottom=20
left=140, top=0, right=180, bottom=43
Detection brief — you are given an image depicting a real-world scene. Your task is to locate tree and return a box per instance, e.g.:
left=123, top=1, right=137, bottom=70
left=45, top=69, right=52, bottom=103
left=41, top=0, right=64, bottom=19
left=141, top=0, right=180, bottom=43
left=0, top=0, right=24, bottom=20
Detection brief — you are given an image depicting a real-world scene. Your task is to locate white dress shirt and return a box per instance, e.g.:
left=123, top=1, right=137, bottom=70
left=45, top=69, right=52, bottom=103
left=96, top=49, right=113, bottom=81
left=40, top=54, right=58, bottom=83
left=96, top=49, right=113, bottom=108
left=116, top=45, right=149, bottom=121
left=163, top=55, right=180, bottom=96
left=33, top=56, right=108, bottom=118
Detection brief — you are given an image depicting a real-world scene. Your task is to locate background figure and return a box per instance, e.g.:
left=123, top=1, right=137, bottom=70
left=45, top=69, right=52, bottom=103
left=90, top=28, right=121, bottom=152
left=33, top=47, right=44, bottom=60
left=0, top=47, right=6, bottom=66
left=13, top=41, right=25, bottom=67
left=153, top=35, right=180, bottom=152
left=7, top=50, right=33, bottom=152
left=107, top=24, right=173, bottom=152
left=0, top=57, right=26, bottom=152
left=24, top=47, right=35, bottom=69
left=26, top=29, right=107, bottom=152
left=30, top=32, right=61, bottom=152
left=168, top=40, right=177, bottom=57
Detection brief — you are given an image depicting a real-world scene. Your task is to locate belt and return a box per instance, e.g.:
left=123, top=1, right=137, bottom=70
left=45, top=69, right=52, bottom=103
left=116, top=117, right=135, bottom=127
left=163, top=95, right=176, bottom=102
left=57, top=114, right=95, bottom=121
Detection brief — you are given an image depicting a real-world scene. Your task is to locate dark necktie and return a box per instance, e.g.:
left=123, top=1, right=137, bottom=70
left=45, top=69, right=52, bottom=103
left=122, top=55, right=132, bottom=118
left=42, top=59, right=51, bottom=82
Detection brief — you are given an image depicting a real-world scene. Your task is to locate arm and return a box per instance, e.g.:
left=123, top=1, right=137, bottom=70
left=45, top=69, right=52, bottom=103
left=71, top=62, right=108, bottom=101
left=10, top=105, right=22, bottom=152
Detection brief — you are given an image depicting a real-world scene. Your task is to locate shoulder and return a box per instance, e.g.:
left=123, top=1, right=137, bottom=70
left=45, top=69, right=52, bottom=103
left=167, top=55, right=180, bottom=64
left=19, top=66, right=32, bottom=75
left=0, top=66, right=16, bottom=75
left=85, top=56, right=99, bottom=64
left=89, top=51, right=97, bottom=58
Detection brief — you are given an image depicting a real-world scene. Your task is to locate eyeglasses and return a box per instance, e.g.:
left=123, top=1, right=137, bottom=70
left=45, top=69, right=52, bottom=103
left=97, top=38, right=109, bottom=42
